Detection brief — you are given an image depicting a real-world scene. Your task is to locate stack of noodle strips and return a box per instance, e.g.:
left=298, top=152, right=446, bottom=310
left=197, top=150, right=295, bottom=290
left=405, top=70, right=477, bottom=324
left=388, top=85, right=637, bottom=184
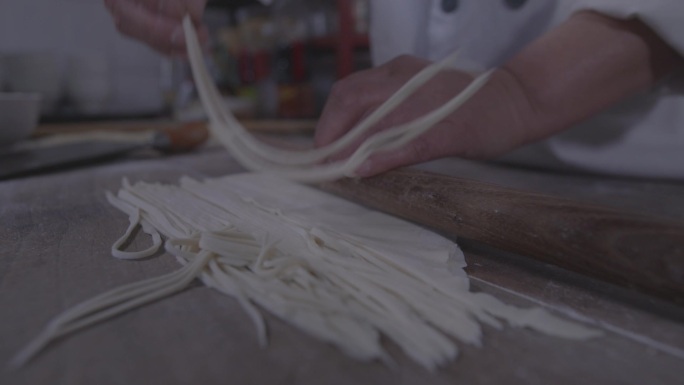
left=9, top=17, right=600, bottom=370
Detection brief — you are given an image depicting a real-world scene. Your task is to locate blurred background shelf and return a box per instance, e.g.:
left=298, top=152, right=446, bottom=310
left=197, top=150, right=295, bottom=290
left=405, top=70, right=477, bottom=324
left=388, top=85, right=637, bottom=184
left=199, top=0, right=371, bottom=120
left=0, top=0, right=371, bottom=124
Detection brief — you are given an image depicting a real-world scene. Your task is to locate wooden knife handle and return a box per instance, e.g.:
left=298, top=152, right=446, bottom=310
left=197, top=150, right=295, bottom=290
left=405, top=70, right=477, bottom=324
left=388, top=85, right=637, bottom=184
left=153, top=121, right=210, bottom=153
left=319, top=169, right=684, bottom=304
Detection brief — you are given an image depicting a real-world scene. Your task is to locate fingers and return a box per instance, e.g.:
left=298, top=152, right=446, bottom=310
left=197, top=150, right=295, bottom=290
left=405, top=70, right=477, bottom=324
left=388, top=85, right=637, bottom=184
left=354, top=128, right=449, bottom=177
left=111, top=0, right=179, bottom=54
left=143, top=0, right=206, bottom=24
left=186, top=0, right=209, bottom=23
left=314, top=69, right=391, bottom=149
left=313, top=55, right=533, bottom=178
left=325, top=105, right=421, bottom=162
left=104, top=0, right=208, bottom=57
left=352, top=95, right=510, bottom=177
left=314, top=56, right=442, bottom=161
left=107, top=0, right=206, bottom=22
left=147, top=0, right=187, bottom=19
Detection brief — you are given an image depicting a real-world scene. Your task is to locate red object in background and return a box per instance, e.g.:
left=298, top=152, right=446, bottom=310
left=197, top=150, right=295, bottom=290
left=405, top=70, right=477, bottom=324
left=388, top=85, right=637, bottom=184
left=238, top=48, right=255, bottom=85
left=290, top=41, right=307, bottom=83
left=239, top=49, right=273, bottom=84
left=253, top=50, right=271, bottom=82
left=278, top=42, right=315, bottom=119
left=232, top=1, right=370, bottom=116
left=336, top=0, right=355, bottom=79
left=308, top=0, right=370, bottom=79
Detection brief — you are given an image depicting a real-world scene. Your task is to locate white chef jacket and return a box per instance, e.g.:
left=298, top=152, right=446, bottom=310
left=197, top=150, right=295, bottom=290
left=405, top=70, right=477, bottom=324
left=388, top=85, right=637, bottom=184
left=369, top=0, right=684, bottom=179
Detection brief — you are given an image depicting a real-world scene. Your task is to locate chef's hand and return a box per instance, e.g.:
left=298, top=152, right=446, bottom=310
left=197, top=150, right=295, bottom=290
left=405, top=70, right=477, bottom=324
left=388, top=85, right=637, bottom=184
left=103, top=0, right=209, bottom=56
left=314, top=55, right=534, bottom=177
left=314, top=11, right=684, bottom=178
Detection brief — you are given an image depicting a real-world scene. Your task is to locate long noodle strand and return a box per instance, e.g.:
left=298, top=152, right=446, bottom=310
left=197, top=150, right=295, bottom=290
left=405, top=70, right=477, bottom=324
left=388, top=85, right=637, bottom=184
left=182, top=16, right=492, bottom=182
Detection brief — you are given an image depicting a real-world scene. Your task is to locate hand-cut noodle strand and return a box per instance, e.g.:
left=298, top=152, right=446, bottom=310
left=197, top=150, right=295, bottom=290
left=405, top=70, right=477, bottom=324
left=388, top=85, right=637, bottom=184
left=11, top=175, right=601, bottom=370
left=11, top=19, right=602, bottom=371
left=10, top=249, right=213, bottom=368
left=182, top=16, right=492, bottom=182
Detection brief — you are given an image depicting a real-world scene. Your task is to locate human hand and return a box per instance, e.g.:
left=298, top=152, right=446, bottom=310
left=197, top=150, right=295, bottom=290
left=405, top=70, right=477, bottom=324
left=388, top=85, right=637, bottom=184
left=314, top=55, right=536, bottom=177
left=315, top=11, right=684, bottom=178
left=103, top=0, right=209, bottom=56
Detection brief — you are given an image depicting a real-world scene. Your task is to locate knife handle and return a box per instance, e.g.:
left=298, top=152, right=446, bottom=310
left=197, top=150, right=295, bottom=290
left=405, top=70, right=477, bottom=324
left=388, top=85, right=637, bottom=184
left=152, top=121, right=209, bottom=152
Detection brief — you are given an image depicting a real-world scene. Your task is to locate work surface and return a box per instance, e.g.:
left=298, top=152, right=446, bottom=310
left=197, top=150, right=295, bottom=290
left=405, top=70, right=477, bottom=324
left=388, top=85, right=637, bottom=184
left=2, top=144, right=684, bottom=385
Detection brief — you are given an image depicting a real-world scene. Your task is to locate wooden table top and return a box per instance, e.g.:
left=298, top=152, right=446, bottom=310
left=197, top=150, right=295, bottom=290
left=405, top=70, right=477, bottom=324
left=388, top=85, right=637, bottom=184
left=2, top=142, right=683, bottom=385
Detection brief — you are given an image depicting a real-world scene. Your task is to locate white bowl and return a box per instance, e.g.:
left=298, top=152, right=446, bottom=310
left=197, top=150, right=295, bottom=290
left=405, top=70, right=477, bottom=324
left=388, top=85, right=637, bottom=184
left=0, top=93, right=42, bottom=148
left=4, top=53, right=64, bottom=115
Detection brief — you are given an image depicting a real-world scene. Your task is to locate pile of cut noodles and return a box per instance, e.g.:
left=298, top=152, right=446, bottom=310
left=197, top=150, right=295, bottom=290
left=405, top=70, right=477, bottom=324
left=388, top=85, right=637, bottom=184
left=10, top=17, right=600, bottom=370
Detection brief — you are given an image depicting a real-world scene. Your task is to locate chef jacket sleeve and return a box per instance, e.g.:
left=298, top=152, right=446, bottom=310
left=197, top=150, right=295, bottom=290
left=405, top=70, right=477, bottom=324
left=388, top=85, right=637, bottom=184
left=567, top=0, right=684, bottom=56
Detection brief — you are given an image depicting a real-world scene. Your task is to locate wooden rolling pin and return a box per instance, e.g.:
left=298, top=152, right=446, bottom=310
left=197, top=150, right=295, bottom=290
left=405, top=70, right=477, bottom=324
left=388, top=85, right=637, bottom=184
left=319, top=169, right=684, bottom=304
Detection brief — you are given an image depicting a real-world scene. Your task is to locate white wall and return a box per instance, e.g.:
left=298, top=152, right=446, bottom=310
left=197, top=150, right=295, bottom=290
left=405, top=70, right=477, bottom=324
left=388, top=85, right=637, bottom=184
left=0, top=0, right=166, bottom=114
